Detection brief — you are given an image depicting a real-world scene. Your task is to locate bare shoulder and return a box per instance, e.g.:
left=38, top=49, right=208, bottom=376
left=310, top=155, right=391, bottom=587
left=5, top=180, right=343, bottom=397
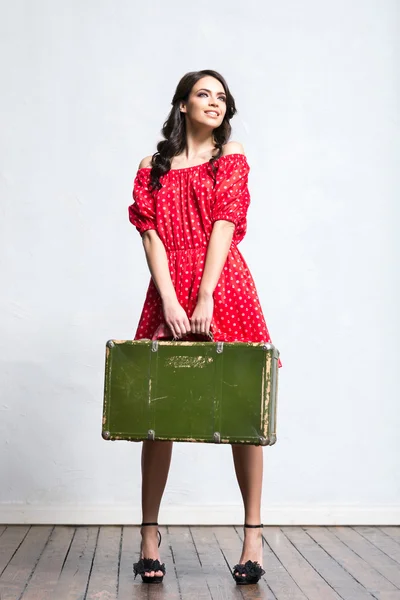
left=138, top=155, right=153, bottom=169
left=221, top=141, right=245, bottom=156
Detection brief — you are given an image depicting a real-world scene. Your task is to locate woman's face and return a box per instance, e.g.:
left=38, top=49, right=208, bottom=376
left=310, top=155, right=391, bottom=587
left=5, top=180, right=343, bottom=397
left=180, top=76, right=227, bottom=129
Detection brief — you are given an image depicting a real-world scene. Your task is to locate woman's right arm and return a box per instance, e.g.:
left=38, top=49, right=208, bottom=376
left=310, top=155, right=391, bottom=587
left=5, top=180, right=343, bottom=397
left=134, top=156, right=190, bottom=338
left=141, top=230, right=190, bottom=338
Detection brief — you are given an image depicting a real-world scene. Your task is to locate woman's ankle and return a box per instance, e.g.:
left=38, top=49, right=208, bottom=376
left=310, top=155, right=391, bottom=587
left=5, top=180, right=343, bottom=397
left=140, top=524, right=159, bottom=533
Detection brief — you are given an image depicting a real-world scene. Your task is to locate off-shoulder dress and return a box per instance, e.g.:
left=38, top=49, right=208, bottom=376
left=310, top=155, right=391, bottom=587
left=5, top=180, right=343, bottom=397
left=129, top=153, right=281, bottom=366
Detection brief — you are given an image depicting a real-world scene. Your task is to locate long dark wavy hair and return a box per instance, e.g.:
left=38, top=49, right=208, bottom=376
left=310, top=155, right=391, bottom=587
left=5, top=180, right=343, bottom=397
left=148, top=70, right=237, bottom=191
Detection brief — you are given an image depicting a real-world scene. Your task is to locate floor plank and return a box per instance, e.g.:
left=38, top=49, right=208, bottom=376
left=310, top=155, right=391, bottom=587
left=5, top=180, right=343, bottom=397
left=20, top=526, right=75, bottom=600
left=85, top=525, right=121, bottom=600
left=284, top=526, right=381, bottom=600
left=117, top=525, right=146, bottom=600
left=354, top=527, right=400, bottom=564
left=328, top=527, right=400, bottom=589
left=53, top=526, right=99, bottom=600
left=191, top=525, right=241, bottom=600
left=0, top=526, right=30, bottom=576
left=0, top=526, right=53, bottom=600
left=0, top=526, right=6, bottom=538
left=380, top=528, right=400, bottom=543
left=167, top=525, right=212, bottom=599
left=213, top=525, right=275, bottom=599
left=263, top=527, right=342, bottom=600
left=305, top=526, right=400, bottom=598
left=152, top=525, right=185, bottom=599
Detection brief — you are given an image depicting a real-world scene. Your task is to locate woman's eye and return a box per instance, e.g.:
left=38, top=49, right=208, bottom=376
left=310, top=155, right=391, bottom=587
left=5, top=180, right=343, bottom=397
left=198, top=92, right=226, bottom=102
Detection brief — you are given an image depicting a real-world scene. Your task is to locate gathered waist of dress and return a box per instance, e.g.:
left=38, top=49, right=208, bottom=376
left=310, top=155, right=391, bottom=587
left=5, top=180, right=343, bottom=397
left=166, top=246, right=207, bottom=255
left=165, top=242, right=238, bottom=255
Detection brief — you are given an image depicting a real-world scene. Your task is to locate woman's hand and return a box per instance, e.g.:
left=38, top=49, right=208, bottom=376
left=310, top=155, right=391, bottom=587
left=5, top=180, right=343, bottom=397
left=190, top=292, right=214, bottom=335
left=162, top=297, right=191, bottom=339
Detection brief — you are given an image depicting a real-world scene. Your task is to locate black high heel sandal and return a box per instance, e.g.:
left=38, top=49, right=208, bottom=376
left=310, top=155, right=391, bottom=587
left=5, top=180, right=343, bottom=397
left=133, top=522, right=166, bottom=584
left=232, top=523, right=265, bottom=585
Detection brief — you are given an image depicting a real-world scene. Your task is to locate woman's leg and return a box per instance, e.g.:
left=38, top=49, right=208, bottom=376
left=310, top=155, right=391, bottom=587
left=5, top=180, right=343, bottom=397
left=231, top=444, right=264, bottom=574
left=140, top=439, right=173, bottom=577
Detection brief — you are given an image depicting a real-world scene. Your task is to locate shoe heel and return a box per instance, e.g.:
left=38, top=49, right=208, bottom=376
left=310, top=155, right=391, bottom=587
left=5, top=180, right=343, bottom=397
left=141, top=574, right=164, bottom=584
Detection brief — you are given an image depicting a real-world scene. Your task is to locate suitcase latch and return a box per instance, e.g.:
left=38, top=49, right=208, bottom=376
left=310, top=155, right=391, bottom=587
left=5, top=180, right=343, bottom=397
left=151, top=341, right=158, bottom=352
left=216, top=342, right=224, bottom=354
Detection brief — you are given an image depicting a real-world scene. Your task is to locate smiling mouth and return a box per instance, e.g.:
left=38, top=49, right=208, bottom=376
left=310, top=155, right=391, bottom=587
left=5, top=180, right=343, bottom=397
left=204, top=111, right=220, bottom=117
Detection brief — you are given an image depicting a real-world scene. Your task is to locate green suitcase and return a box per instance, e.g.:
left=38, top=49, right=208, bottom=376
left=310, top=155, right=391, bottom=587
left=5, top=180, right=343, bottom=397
left=102, top=339, right=279, bottom=446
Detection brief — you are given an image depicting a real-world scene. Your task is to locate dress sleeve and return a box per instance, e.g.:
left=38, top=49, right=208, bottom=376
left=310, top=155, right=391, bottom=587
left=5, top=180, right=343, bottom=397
left=128, top=168, right=157, bottom=236
left=211, top=154, right=251, bottom=243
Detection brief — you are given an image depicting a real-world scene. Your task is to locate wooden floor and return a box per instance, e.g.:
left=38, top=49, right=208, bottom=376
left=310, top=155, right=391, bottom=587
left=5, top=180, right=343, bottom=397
left=0, top=525, right=399, bottom=599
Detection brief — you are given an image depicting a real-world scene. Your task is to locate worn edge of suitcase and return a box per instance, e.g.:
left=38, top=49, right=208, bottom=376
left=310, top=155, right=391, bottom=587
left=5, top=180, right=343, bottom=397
left=266, top=347, right=279, bottom=445
left=102, top=340, right=279, bottom=446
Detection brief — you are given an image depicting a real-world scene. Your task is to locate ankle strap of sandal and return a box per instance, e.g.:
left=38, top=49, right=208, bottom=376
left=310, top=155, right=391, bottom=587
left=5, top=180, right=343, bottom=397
left=244, top=523, right=263, bottom=528
left=141, top=522, right=159, bottom=526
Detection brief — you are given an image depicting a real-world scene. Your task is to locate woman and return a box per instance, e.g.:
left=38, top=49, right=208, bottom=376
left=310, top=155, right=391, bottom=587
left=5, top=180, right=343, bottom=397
left=128, top=69, right=280, bottom=586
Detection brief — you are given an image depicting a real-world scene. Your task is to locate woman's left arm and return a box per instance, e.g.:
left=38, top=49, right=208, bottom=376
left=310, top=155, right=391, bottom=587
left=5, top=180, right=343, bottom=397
left=190, top=219, right=234, bottom=335
left=191, top=145, right=249, bottom=335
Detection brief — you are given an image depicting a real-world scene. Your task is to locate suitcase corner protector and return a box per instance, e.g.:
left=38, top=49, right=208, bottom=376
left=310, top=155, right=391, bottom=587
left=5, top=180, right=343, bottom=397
left=258, top=436, right=269, bottom=446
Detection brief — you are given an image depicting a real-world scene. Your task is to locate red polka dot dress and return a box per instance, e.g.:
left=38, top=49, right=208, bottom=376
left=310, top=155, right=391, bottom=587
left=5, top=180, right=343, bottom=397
left=129, top=153, right=281, bottom=367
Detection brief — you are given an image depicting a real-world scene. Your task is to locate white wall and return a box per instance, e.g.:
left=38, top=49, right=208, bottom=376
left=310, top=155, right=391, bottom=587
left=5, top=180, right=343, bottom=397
left=0, top=0, right=399, bottom=525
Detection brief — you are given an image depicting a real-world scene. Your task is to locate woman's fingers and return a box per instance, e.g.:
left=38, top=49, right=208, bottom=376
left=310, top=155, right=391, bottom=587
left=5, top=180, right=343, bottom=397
left=171, top=319, right=211, bottom=337
left=201, top=318, right=211, bottom=335
left=204, top=317, right=211, bottom=335
left=190, top=317, right=200, bottom=334
left=163, top=300, right=191, bottom=338
left=175, top=316, right=191, bottom=337
left=168, top=316, right=191, bottom=339
left=190, top=316, right=211, bottom=335
left=164, top=297, right=214, bottom=338
left=190, top=295, right=214, bottom=335
left=169, top=322, right=184, bottom=338
left=164, top=296, right=213, bottom=338
left=170, top=323, right=180, bottom=339
left=183, top=315, right=191, bottom=334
